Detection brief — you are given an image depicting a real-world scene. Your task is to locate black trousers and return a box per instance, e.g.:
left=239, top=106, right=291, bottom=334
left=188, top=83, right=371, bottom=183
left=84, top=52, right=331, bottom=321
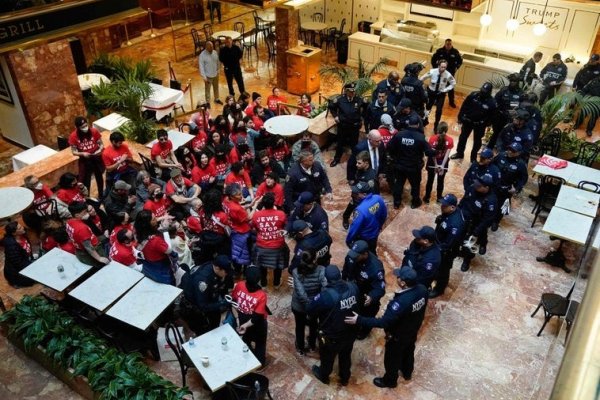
left=460, top=229, right=488, bottom=267
left=392, top=167, right=421, bottom=206
left=436, top=249, right=456, bottom=293
left=494, top=190, right=512, bottom=224
left=318, top=335, right=355, bottom=382
left=382, top=337, right=417, bottom=385
left=455, top=121, right=487, bottom=162
left=78, top=156, right=105, bottom=197
left=260, top=266, right=282, bottom=287
left=224, top=66, right=245, bottom=96
left=357, top=301, right=380, bottom=338
left=242, top=318, right=268, bottom=365
left=292, top=309, right=318, bottom=350
left=426, top=89, right=446, bottom=130
left=539, top=84, right=560, bottom=105
left=334, top=123, right=360, bottom=161
left=342, top=200, right=357, bottom=222
left=425, top=158, right=448, bottom=200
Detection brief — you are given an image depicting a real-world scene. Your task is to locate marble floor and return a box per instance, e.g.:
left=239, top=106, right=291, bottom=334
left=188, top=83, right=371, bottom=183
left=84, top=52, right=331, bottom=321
left=0, top=7, right=593, bottom=400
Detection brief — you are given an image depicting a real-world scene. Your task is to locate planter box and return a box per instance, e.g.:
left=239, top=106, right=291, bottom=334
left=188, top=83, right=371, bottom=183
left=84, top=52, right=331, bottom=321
left=308, top=111, right=337, bottom=148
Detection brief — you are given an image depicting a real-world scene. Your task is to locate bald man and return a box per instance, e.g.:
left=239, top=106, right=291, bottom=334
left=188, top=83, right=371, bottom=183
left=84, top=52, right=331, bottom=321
left=373, top=71, right=404, bottom=108
left=347, top=130, right=386, bottom=185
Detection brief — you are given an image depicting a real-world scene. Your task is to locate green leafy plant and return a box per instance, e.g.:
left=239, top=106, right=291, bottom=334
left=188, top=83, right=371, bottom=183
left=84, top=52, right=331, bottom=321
left=539, top=92, right=600, bottom=140
left=319, top=51, right=389, bottom=98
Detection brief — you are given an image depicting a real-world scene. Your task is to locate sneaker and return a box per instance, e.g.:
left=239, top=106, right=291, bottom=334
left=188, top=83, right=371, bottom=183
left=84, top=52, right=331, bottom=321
left=342, top=219, right=349, bottom=230
left=373, top=377, right=397, bottom=388
left=478, top=245, right=487, bottom=255
left=215, top=99, right=223, bottom=105
left=460, top=261, right=470, bottom=272
left=329, top=159, right=339, bottom=167
left=312, top=365, right=330, bottom=384
left=450, top=153, right=464, bottom=160
left=491, top=222, right=499, bottom=232
left=423, top=196, right=430, bottom=204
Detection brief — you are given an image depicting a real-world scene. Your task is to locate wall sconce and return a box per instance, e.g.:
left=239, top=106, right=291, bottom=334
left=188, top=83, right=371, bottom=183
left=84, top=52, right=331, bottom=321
left=480, top=0, right=493, bottom=26
left=532, top=0, right=548, bottom=36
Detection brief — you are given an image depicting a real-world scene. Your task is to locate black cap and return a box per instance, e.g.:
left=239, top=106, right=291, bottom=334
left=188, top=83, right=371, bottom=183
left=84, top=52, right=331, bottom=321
left=407, top=113, right=421, bottom=126
left=290, top=220, right=309, bottom=234
left=412, top=226, right=436, bottom=241
left=325, top=265, right=342, bottom=282
left=344, top=82, right=356, bottom=91
left=480, top=82, right=493, bottom=94
left=295, top=192, right=314, bottom=207
left=213, top=255, right=232, bottom=272
left=508, top=142, right=523, bottom=152
left=399, top=98, right=412, bottom=109
left=474, top=174, right=494, bottom=187
left=347, top=240, right=369, bottom=259
left=74, top=116, right=87, bottom=128
left=393, top=266, right=417, bottom=284
left=351, top=181, right=372, bottom=194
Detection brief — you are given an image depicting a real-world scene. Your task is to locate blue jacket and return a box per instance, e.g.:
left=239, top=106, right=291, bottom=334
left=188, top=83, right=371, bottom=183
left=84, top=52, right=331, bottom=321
left=307, top=280, right=360, bottom=339
left=284, top=162, right=332, bottom=211
left=290, top=230, right=332, bottom=271
left=346, top=194, right=387, bottom=245
left=462, top=162, right=501, bottom=192
left=342, top=252, right=386, bottom=304
left=459, top=186, right=498, bottom=237
left=286, top=203, right=329, bottom=232
left=435, top=208, right=466, bottom=253
left=493, top=152, right=528, bottom=193
left=402, top=240, right=441, bottom=288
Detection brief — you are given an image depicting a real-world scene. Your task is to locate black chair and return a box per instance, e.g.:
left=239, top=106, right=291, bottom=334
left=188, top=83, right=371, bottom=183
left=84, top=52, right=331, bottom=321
left=150, top=77, right=163, bottom=85
left=536, top=128, right=561, bottom=157
left=322, top=27, right=337, bottom=52
left=334, top=18, right=346, bottom=40
left=564, top=300, right=580, bottom=345
left=139, top=152, right=158, bottom=179
left=265, top=33, right=276, bottom=67
left=572, top=141, right=600, bottom=167
left=191, top=28, right=204, bottom=56
left=311, top=12, right=324, bottom=22
left=179, top=122, right=193, bottom=133
left=531, top=282, right=575, bottom=337
left=226, top=373, right=273, bottom=400
left=35, top=198, right=60, bottom=221
left=203, top=23, right=214, bottom=41
left=578, top=180, right=600, bottom=193
left=235, top=22, right=258, bottom=63
left=57, top=136, right=69, bottom=150
left=531, top=175, right=564, bottom=227
left=252, top=10, right=274, bottom=45
left=165, top=322, right=195, bottom=387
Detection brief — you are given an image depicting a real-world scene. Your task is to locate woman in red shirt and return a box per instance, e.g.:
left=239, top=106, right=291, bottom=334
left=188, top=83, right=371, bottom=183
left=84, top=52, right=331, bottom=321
left=425, top=122, right=454, bottom=203
left=267, top=87, right=289, bottom=115
left=190, top=125, right=209, bottom=159
left=254, top=172, right=285, bottom=208
left=134, top=210, right=174, bottom=284
left=1, top=222, right=36, bottom=287
left=56, top=172, right=88, bottom=205
left=143, top=183, right=170, bottom=221
left=110, top=229, right=138, bottom=268
left=224, top=162, right=253, bottom=201
left=191, top=151, right=216, bottom=191
left=197, top=189, right=231, bottom=264
left=176, top=147, right=197, bottom=179
left=296, top=93, right=314, bottom=117
left=109, top=212, right=134, bottom=245
left=223, top=183, right=252, bottom=274
left=69, top=116, right=105, bottom=196
left=252, top=193, right=288, bottom=287
left=232, top=266, right=268, bottom=366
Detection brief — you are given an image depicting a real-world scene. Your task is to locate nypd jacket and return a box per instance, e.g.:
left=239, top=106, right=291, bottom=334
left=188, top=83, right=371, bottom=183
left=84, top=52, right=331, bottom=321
left=458, top=91, right=497, bottom=125
left=493, top=152, right=528, bottom=193
left=540, top=62, right=568, bottom=86
left=290, top=230, right=332, bottom=271
left=307, top=280, right=360, bottom=340
left=435, top=208, right=466, bottom=253
left=459, top=186, right=498, bottom=237
left=284, top=162, right=332, bottom=210
left=366, top=99, right=396, bottom=131
left=402, top=240, right=442, bottom=288
left=342, top=252, right=386, bottom=304
left=401, top=75, right=428, bottom=110
left=286, top=203, right=329, bottom=232
left=463, top=162, right=501, bottom=191
left=181, top=262, right=229, bottom=313
left=387, top=128, right=434, bottom=170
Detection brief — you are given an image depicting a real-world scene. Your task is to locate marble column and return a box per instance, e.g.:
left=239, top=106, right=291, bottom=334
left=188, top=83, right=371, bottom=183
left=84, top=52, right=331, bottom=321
left=275, top=6, right=299, bottom=90
left=7, top=40, right=86, bottom=148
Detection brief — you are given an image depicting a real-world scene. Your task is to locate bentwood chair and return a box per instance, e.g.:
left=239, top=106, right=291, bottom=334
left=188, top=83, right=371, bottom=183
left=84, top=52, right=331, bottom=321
left=572, top=141, right=600, bottom=167
left=226, top=373, right=274, bottom=400
left=139, top=153, right=158, bottom=179
left=265, top=33, right=277, bottom=67
left=191, top=28, right=204, bottom=56
left=531, top=175, right=564, bottom=227
left=578, top=180, right=600, bottom=193
left=165, top=322, right=195, bottom=387
left=535, top=128, right=561, bottom=157
left=531, top=282, right=575, bottom=337
left=235, top=22, right=258, bottom=62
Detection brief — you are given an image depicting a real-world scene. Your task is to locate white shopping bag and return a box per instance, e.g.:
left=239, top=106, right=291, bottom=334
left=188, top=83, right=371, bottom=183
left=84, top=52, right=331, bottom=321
left=157, top=326, right=184, bottom=362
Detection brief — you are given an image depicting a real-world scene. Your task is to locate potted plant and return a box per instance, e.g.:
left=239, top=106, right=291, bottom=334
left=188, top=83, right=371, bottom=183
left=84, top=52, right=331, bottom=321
left=319, top=51, right=388, bottom=99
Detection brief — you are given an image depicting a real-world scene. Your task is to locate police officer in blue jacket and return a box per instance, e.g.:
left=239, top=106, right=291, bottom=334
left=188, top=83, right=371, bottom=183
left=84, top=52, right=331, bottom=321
left=366, top=89, right=396, bottom=131
left=288, top=220, right=332, bottom=272
left=462, top=148, right=501, bottom=191
left=308, top=265, right=360, bottom=386
left=401, top=62, right=427, bottom=118
left=393, top=98, right=425, bottom=133
left=497, top=109, right=534, bottom=161
left=458, top=175, right=498, bottom=271
left=345, top=266, right=428, bottom=388
left=488, top=74, right=523, bottom=149
left=284, top=151, right=332, bottom=212
left=431, top=194, right=465, bottom=298
left=342, top=240, right=386, bottom=340
left=491, top=142, right=528, bottom=231
left=402, top=226, right=442, bottom=289
left=346, top=181, right=388, bottom=253
left=287, top=191, right=329, bottom=233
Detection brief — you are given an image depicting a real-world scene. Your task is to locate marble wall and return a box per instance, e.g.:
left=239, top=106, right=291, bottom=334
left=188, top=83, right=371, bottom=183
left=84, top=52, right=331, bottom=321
left=275, top=7, right=300, bottom=90
left=7, top=40, right=86, bottom=148
left=78, top=27, right=117, bottom=67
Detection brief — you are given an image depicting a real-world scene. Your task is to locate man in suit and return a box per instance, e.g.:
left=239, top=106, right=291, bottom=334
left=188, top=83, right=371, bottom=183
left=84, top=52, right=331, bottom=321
left=346, top=130, right=386, bottom=184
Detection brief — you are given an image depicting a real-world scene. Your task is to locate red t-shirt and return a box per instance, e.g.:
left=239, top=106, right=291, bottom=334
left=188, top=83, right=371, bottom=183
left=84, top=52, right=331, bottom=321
left=223, top=199, right=251, bottom=234
left=232, top=281, right=267, bottom=317
left=66, top=218, right=99, bottom=250
left=267, top=95, right=287, bottom=112
left=17, top=237, right=32, bottom=257
left=251, top=115, right=264, bottom=130
left=110, top=242, right=137, bottom=266
left=269, top=144, right=289, bottom=162
left=43, top=237, right=77, bottom=254
left=428, top=134, right=454, bottom=161
left=142, top=234, right=169, bottom=262
left=143, top=198, right=168, bottom=218
left=255, top=182, right=284, bottom=207
left=150, top=140, right=173, bottom=161
left=109, top=223, right=134, bottom=245
left=210, top=157, right=231, bottom=177
left=68, top=128, right=102, bottom=153
left=56, top=187, right=86, bottom=205
left=297, top=103, right=313, bottom=116
left=378, top=127, right=396, bottom=148
left=252, top=209, right=286, bottom=248
left=199, top=209, right=230, bottom=235
left=191, top=164, right=216, bottom=185
left=224, top=171, right=252, bottom=190
left=33, top=184, right=54, bottom=211
left=102, top=143, right=132, bottom=172
left=191, top=131, right=208, bottom=153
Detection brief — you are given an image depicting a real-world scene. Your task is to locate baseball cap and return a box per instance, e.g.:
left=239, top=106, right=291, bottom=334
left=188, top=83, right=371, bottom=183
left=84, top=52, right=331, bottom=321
left=170, top=168, right=182, bottom=178
left=114, top=180, right=131, bottom=191
left=508, top=142, right=523, bottom=152
left=393, top=266, right=417, bottom=284
left=74, top=116, right=86, bottom=128
left=440, top=193, right=458, bottom=206
left=407, top=113, right=421, bottom=126
left=344, top=82, right=356, bottom=91
left=295, top=192, right=314, bottom=207
left=474, top=174, right=494, bottom=187
left=351, top=181, right=372, bottom=194
left=213, top=255, right=232, bottom=272
left=479, top=148, right=494, bottom=159
left=399, top=98, right=412, bottom=109
left=290, top=220, right=309, bottom=234
left=325, top=264, right=342, bottom=282
left=412, top=226, right=436, bottom=241
left=347, top=240, right=369, bottom=259
left=186, top=216, right=202, bottom=233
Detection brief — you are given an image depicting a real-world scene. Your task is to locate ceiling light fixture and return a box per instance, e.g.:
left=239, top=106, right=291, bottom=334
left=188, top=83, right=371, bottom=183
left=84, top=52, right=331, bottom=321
left=533, top=0, right=549, bottom=36
left=506, top=0, right=519, bottom=31
left=480, top=0, right=493, bottom=27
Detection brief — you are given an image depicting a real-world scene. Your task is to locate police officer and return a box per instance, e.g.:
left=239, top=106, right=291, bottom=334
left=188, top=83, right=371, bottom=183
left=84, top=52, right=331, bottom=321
left=308, top=265, right=360, bottom=386
left=284, top=151, right=333, bottom=212
left=431, top=38, right=463, bottom=108
left=366, top=89, right=396, bottom=131
left=342, top=240, right=386, bottom=340
left=180, top=255, right=232, bottom=334
left=431, top=194, right=465, bottom=298
left=401, top=62, right=427, bottom=118
left=451, top=82, right=497, bottom=162
left=518, top=93, right=542, bottom=143
left=539, top=53, right=568, bottom=104
left=393, top=98, right=425, bottom=133
left=373, top=71, right=404, bottom=107
left=497, top=109, right=534, bottom=161
left=519, top=51, right=543, bottom=85
left=387, top=114, right=435, bottom=209
left=346, top=181, right=388, bottom=253
left=491, top=142, right=528, bottom=231
left=329, top=82, right=367, bottom=167
left=573, top=54, right=600, bottom=91
left=289, top=220, right=332, bottom=271
left=402, top=226, right=441, bottom=289
left=345, top=266, right=428, bottom=388
left=343, top=151, right=378, bottom=229
left=462, top=148, right=501, bottom=191
left=488, top=73, right=523, bottom=149
left=458, top=175, right=498, bottom=271
left=287, top=191, right=329, bottom=232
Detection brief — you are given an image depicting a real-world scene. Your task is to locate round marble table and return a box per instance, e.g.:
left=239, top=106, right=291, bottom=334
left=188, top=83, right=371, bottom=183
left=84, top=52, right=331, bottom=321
left=212, top=30, right=241, bottom=40
left=0, top=187, right=34, bottom=219
left=77, top=73, right=110, bottom=91
left=301, top=21, right=327, bottom=31
left=263, top=115, right=310, bottom=137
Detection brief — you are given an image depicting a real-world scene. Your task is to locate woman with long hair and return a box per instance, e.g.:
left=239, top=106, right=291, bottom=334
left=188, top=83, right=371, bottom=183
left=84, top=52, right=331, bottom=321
left=223, top=183, right=252, bottom=275
left=134, top=210, right=174, bottom=284
left=176, top=146, right=197, bottom=179
left=1, top=221, right=36, bottom=287
left=191, top=151, right=216, bottom=191
left=424, top=121, right=454, bottom=203
left=68, top=116, right=105, bottom=196
left=296, top=93, right=315, bottom=116
left=195, top=189, right=231, bottom=264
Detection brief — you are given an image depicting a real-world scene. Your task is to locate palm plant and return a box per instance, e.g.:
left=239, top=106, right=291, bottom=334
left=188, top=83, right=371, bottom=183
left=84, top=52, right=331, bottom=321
left=319, top=51, right=389, bottom=98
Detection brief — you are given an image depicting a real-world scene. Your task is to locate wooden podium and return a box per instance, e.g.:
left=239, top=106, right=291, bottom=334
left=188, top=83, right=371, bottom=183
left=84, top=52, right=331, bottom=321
left=286, top=45, right=321, bottom=95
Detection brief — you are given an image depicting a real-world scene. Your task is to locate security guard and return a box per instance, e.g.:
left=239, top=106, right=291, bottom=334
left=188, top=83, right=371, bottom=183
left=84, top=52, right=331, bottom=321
left=458, top=175, right=498, bottom=271
left=491, top=142, right=528, bottom=231
left=451, top=82, right=497, bottom=162
left=498, top=109, right=534, bottom=161
left=288, top=220, right=332, bottom=272
left=180, top=255, right=233, bottom=334
left=366, top=89, right=396, bottom=131
left=518, top=93, right=543, bottom=143
left=329, top=82, right=367, bottom=167
left=346, top=181, right=388, bottom=253
left=432, top=194, right=465, bottom=298
left=308, top=265, right=360, bottom=386
left=284, top=151, right=333, bottom=212
left=387, top=114, right=435, bottom=209
left=402, top=226, right=441, bottom=289
left=342, top=240, right=386, bottom=340
left=287, top=191, right=329, bottom=232
left=345, top=266, right=428, bottom=388
left=573, top=54, right=600, bottom=91
left=431, top=38, right=463, bottom=107
left=401, top=62, right=427, bottom=117
left=488, top=73, right=523, bottom=149
left=393, top=98, right=425, bottom=133
left=373, top=71, right=404, bottom=107
left=462, top=148, right=501, bottom=191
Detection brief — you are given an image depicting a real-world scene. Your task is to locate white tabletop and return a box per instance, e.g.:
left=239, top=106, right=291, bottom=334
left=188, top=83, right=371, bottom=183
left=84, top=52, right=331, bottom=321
left=533, top=155, right=579, bottom=182
left=143, top=83, right=185, bottom=121
left=0, top=187, right=34, bottom=219
left=92, top=112, right=130, bottom=133
left=146, top=130, right=194, bottom=149
left=301, top=21, right=327, bottom=31
left=555, top=185, right=600, bottom=218
left=68, top=262, right=144, bottom=311
left=542, top=207, right=593, bottom=245
left=183, top=324, right=261, bottom=391
left=12, top=144, right=58, bottom=171
left=78, top=73, right=110, bottom=91
left=212, top=30, right=241, bottom=40
left=567, top=164, right=600, bottom=187
left=19, top=247, right=92, bottom=292
left=263, top=115, right=310, bottom=136
left=105, top=277, right=182, bottom=331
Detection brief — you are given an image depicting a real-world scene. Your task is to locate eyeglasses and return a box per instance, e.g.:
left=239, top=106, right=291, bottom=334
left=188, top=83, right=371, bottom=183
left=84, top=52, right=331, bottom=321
left=159, top=137, right=168, bottom=142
